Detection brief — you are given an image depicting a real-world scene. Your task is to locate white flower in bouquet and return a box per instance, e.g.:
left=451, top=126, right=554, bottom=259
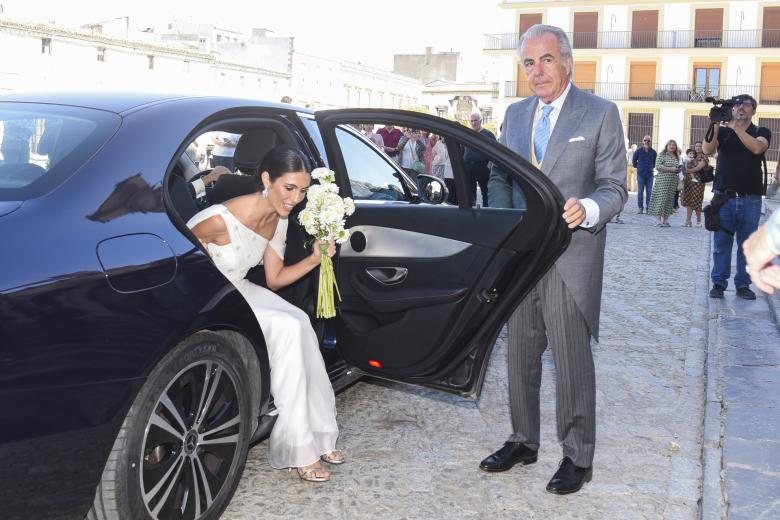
left=298, top=168, right=354, bottom=318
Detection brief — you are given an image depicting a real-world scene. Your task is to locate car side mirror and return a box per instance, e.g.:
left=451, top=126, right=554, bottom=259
left=416, top=174, right=448, bottom=205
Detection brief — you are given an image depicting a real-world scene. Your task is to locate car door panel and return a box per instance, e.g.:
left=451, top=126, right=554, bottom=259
left=314, top=109, right=569, bottom=396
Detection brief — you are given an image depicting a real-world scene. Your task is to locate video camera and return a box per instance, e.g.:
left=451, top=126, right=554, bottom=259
left=705, top=95, right=749, bottom=123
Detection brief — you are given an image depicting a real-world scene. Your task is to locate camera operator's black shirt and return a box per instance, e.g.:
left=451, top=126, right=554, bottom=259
left=714, top=124, right=771, bottom=195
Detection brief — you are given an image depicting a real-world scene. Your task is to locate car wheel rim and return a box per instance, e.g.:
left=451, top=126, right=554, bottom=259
left=140, top=360, right=242, bottom=520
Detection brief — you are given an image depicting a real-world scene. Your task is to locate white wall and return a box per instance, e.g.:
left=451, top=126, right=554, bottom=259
left=546, top=7, right=570, bottom=30
left=662, top=3, right=690, bottom=31
left=725, top=55, right=756, bottom=87
left=604, top=5, right=629, bottom=32
left=658, top=107, right=687, bottom=146
left=660, top=55, right=689, bottom=85
left=728, top=1, right=758, bottom=31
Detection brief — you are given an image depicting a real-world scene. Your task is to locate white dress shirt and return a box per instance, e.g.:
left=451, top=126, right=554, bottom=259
left=534, top=82, right=600, bottom=229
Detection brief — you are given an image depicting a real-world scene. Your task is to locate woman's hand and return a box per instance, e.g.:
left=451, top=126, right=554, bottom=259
left=310, top=239, right=337, bottom=265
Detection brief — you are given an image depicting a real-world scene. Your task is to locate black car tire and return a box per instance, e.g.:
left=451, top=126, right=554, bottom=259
left=88, top=331, right=254, bottom=520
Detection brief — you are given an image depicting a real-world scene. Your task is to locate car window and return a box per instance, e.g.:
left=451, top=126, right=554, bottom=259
left=299, top=115, right=328, bottom=168
left=335, top=126, right=407, bottom=202
left=0, top=103, right=120, bottom=201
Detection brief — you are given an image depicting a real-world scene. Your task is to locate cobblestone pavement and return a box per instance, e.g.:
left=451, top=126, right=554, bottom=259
left=224, top=196, right=711, bottom=520
left=702, top=212, right=780, bottom=520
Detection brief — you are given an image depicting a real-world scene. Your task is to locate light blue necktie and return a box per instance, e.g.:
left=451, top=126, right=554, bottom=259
left=534, top=105, right=554, bottom=164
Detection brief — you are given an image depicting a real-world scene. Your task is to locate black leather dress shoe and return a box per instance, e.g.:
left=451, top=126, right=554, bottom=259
left=546, top=457, right=592, bottom=495
left=479, top=442, right=538, bottom=472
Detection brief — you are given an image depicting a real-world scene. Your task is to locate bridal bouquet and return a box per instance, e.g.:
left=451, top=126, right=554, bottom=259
left=298, top=167, right=355, bottom=318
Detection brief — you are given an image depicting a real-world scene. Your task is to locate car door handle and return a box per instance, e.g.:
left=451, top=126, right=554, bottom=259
left=365, top=267, right=408, bottom=285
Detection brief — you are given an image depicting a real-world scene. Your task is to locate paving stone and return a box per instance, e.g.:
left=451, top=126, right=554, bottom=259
left=724, top=467, right=780, bottom=520
left=724, top=437, right=780, bottom=474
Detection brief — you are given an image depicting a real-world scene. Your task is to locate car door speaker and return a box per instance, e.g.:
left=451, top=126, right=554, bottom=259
left=350, top=231, right=366, bottom=253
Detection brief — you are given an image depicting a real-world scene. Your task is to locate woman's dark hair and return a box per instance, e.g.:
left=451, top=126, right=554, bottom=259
left=259, top=145, right=310, bottom=182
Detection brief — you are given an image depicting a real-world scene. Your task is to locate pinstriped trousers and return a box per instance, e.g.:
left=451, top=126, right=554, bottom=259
left=507, top=266, right=596, bottom=468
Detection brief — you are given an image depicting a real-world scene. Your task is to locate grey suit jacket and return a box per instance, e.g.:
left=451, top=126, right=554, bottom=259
left=488, top=84, right=628, bottom=339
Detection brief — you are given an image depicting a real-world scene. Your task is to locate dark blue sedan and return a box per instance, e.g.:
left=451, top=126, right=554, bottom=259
left=0, top=92, right=568, bottom=519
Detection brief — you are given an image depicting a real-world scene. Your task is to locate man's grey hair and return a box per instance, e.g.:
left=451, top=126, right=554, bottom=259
left=517, top=24, right=574, bottom=80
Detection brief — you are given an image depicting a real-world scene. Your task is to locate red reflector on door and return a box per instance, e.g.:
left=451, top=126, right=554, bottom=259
left=368, top=359, right=382, bottom=368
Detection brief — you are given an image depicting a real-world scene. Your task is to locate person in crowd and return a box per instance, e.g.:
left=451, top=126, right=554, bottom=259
left=211, top=131, right=241, bottom=171
left=430, top=134, right=448, bottom=180
left=280, top=96, right=293, bottom=104
left=423, top=131, right=434, bottom=174
left=647, top=139, right=680, bottom=227
left=482, top=24, right=627, bottom=495
left=632, top=135, right=657, bottom=214
left=1, top=118, right=36, bottom=164
left=703, top=94, right=771, bottom=300
left=744, top=206, right=780, bottom=294
left=681, top=145, right=706, bottom=227
left=362, top=124, right=385, bottom=149
left=463, top=113, right=496, bottom=207
left=377, top=124, right=403, bottom=162
left=396, top=128, right=425, bottom=173
left=188, top=145, right=343, bottom=482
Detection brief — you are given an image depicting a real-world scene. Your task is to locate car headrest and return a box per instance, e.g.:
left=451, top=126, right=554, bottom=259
left=233, top=128, right=279, bottom=175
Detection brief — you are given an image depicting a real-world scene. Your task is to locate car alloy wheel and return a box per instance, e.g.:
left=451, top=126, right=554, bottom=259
left=140, top=360, right=242, bottom=519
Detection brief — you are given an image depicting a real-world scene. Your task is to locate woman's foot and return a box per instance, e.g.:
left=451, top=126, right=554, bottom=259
left=321, top=449, right=346, bottom=465
left=683, top=221, right=692, bottom=227
left=695, top=221, right=702, bottom=227
left=295, top=461, right=331, bottom=482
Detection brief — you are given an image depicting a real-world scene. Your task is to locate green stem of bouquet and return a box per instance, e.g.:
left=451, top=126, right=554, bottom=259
left=317, top=243, right=342, bottom=319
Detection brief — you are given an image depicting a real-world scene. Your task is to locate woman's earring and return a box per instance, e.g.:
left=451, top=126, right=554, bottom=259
left=262, top=187, right=269, bottom=198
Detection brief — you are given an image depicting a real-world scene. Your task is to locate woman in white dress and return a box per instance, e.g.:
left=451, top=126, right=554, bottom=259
left=187, top=145, right=342, bottom=482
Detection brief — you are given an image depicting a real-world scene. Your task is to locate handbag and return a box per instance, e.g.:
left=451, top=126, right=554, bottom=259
left=699, top=165, right=715, bottom=183
left=411, top=160, right=426, bottom=174
left=703, top=193, right=734, bottom=235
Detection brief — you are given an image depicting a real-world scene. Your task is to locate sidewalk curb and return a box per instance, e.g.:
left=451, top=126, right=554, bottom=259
left=701, top=232, right=725, bottom=520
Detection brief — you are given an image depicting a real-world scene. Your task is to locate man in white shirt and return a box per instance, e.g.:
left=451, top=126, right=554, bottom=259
left=481, top=24, right=627, bottom=495
left=211, top=131, right=241, bottom=172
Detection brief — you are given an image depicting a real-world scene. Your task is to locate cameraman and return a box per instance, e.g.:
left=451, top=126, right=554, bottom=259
left=702, top=94, right=771, bottom=300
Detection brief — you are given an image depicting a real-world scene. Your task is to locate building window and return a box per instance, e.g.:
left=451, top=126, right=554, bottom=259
left=760, top=63, right=780, bottom=104
left=694, top=8, right=723, bottom=48
left=519, top=13, right=542, bottom=34
left=629, top=62, right=656, bottom=100
left=148, top=55, right=155, bottom=70
left=97, top=47, right=106, bottom=62
left=572, top=12, right=598, bottom=48
left=481, top=107, right=493, bottom=124
left=436, top=105, right=448, bottom=118
left=759, top=118, right=780, bottom=162
left=573, top=61, right=597, bottom=93
left=41, top=38, right=51, bottom=54
left=216, top=34, right=222, bottom=42
left=631, top=10, right=659, bottom=48
left=693, top=63, right=720, bottom=99
left=688, top=115, right=710, bottom=149
left=627, top=113, right=655, bottom=147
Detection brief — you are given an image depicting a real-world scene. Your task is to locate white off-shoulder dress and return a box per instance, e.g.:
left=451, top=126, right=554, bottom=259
left=187, top=204, right=338, bottom=469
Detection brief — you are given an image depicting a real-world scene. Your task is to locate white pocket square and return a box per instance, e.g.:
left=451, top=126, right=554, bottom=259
left=568, top=136, right=586, bottom=142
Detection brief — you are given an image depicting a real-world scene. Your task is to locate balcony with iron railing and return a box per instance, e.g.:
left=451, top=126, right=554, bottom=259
left=504, top=81, right=780, bottom=105
left=485, top=29, right=780, bottom=50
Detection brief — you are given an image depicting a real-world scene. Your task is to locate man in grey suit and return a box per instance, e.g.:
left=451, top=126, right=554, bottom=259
left=479, top=24, right=627, bottom=494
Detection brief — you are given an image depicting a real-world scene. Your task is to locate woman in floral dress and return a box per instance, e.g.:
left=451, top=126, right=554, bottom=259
left=648, top=139, right=681, bottom=227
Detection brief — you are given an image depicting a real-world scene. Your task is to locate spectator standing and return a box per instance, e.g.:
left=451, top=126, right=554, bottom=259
left=464, top=113, right=496, bottom=207
left=362, top=124, right=385, bottom=149
left=647, top=139, right=680, bottom=227
left=702, top=94, right=771, bottom=300
left=632, top=135, right=657, bottom=214
left=377, top=124, right=403, bottom=162
left=1, top=118, right=36, bottom=164
left=396, top=129, right=425, bottom=173
left=681, top=144, right=706, bottom=227
left=211, top=131, right=241, bottom=171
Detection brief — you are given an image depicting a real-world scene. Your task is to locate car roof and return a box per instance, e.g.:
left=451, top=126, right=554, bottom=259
left=0, top=91, right=311, bottom=115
